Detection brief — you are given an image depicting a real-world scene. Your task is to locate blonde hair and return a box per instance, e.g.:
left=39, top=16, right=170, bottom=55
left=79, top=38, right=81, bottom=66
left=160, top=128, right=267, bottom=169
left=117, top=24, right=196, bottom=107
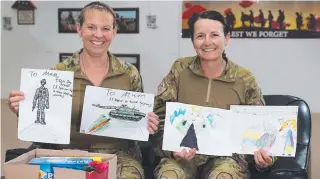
left=279, top=119, right=297, bottom=131
left=78, top=1, right=117, bottom=29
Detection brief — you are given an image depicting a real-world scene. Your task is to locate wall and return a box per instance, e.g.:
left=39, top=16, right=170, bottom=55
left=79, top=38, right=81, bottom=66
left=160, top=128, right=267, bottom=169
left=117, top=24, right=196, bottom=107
left=1, top=1, right=320, bottom=112
left=1, top=0, right=319, bottom=178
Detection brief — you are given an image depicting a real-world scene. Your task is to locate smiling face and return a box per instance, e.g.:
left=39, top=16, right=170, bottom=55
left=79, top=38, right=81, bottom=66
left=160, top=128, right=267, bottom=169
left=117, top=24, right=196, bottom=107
left=192, top=19, right=230, bottom=62
left=76, top=9, right=116, bottom=57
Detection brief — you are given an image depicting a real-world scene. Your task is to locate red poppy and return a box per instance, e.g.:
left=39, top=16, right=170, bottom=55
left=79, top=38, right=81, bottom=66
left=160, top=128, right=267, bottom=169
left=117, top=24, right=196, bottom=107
left=95, top=162, right=109, bottom=173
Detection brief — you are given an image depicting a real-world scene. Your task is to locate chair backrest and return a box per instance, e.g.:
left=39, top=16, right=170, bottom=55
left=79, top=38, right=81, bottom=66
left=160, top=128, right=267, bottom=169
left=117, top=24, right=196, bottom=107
left=263, top=95, right=312, bottom=170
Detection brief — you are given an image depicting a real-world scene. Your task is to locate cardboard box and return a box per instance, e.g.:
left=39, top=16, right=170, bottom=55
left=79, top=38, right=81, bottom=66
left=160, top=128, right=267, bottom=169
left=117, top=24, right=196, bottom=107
left=4, top=149, right=117, bottom=179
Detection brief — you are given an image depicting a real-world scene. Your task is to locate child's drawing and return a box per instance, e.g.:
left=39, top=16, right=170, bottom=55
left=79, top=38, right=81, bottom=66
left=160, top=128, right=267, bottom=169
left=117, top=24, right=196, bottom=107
left=18, top=68, right=74, bottom=144
left=230, top=105, right=299, bottom=157
left=32, top=79, right=50, bottom=125
left=80, top=86, right=154, bottom=142
left=239, top=119, right=277, bottom=154
left=163, top=102, right=233, bottom=156
left=279, top=119, right=297, bottom=156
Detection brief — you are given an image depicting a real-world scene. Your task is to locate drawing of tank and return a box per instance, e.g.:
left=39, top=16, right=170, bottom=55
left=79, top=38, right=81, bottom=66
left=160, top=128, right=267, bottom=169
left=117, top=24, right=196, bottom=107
left=92, top=104, right=146, bottom=122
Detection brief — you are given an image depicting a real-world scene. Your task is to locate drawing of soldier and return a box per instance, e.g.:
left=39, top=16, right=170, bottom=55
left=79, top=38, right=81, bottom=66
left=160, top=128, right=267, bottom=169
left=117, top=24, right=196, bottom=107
left=32, top=79, right=49, bottom=125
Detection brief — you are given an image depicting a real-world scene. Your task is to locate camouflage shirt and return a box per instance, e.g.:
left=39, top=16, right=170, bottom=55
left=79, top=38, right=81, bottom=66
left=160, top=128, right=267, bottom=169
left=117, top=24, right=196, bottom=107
left=33, top=49, right=144, bottom=162
left=153, top=56, right=276, bottom=169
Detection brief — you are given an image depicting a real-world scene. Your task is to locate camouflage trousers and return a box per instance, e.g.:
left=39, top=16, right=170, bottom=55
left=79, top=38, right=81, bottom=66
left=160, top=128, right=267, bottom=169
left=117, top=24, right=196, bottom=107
left=154, top=157, right=249, bottom=179
left=116, top=153, right=145, bottom=179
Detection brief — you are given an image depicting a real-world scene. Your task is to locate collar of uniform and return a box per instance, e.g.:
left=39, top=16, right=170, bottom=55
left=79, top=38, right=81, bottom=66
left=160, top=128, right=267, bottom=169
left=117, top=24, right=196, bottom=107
left=188, top=55, right=236, bottom=82
left=68, top=49, right=125, bottom=79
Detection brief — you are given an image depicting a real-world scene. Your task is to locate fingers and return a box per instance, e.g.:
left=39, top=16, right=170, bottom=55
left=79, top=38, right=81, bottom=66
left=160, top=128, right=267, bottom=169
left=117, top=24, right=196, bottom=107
left=9, top=95, right=24, bottom=104
left=255, top=149, right=271, bottom=168
left=147, top=112, right=159, bottom=134
left=148, top=121, right=158, bottom=134
left=261, top=149, right=273, bottom=165
left=185, top=148, right=197, bottom=160
left=148, top=112, right=159, bottom=125
left=9, top=91, right=24, bottom=98
left=173, top=149, right=187, bottom=160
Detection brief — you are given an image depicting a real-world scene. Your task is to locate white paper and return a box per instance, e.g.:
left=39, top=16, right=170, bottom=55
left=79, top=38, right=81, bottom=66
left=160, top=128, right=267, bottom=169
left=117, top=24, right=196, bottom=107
left=162, top=102, right=233, bottom=156
left=18, top=68, right=74, bottom=144
left=80, top=86, right=155, bottom=141
left=230, top=105, right=299, bottom=157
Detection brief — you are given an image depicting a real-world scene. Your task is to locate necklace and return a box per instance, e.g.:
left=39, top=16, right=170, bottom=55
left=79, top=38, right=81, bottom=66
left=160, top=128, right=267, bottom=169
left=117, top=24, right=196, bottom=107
left=79, top=54, right=109, bottom=78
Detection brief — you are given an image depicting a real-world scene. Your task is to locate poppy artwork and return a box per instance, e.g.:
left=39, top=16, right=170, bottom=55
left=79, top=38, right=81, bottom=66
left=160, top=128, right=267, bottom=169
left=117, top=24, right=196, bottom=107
left=181, top=0, right=320, bottom=38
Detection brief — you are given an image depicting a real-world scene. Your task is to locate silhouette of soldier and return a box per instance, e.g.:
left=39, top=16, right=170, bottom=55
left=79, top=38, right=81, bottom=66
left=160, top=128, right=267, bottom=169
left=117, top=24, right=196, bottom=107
left=277, top=10, right=285, bottom=29
left=259, top=9, right=266, bottom=28
left=308, top=14, right=316, bottom=31
left=225, top=11, right=236, bottom=28
left=268, top=10, right=274, bottom=29
left=296, top=12, right=303, bottom=30
left=32, top=79, right=49, bottom=125
left=249, top=10, right=254, bottom=28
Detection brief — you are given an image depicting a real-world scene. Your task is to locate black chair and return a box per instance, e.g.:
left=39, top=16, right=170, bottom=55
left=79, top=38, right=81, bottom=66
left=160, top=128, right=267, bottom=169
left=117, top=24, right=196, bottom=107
left=141, top=95, right=312, bottom=179
left=249, top=95, right=312, bottom=179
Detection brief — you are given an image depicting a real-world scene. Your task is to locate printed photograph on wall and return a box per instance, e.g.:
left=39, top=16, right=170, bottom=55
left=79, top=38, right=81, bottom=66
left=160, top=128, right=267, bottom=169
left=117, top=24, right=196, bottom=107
left=114, top=54, right=140, bottom=71
left=181, top=1, right=320, bottom=38
left=59, top=53, right=73, bottom=62
left=58, top=8, right=81, bottom=33
left=114, top=8, right=139, bottom=33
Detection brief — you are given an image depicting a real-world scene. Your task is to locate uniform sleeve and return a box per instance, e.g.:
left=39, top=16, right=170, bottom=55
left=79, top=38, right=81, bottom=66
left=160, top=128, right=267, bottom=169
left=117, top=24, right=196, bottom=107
left=128, top=65, right=143, bottom=92
left=244, top=72, right=265, bottom=105
left=152, top=62, right=180, bottom=158
left=243, top=72, right=278, bottom=170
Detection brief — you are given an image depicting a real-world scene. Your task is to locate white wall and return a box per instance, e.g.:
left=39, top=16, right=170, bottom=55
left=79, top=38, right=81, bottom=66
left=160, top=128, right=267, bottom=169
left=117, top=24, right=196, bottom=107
left=1, top=1, right=320, bottom=112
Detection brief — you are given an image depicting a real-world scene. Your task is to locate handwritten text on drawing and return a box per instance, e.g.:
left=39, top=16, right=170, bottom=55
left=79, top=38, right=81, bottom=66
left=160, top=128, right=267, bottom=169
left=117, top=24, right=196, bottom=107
left=29, top=70, right=73, bottom=98
left=105, top=89, right=152, bottom=108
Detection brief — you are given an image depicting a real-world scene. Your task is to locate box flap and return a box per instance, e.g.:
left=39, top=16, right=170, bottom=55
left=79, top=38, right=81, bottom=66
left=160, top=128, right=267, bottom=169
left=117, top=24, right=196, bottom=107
left=5, top=163, right=40, bottom=179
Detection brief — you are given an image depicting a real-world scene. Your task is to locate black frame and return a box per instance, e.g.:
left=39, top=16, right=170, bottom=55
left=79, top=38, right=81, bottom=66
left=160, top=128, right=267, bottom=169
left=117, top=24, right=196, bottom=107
left=114, top=54, right=140, bottom=71
left=114, top=8, right=139, bottom=34
left=59, top=53, right=73, bottom=62
left=58, top=8, right=81, bottom=33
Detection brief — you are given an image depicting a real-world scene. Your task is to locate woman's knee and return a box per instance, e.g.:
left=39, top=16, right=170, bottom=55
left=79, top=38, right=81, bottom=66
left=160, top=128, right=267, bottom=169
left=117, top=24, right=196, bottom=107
left=118, top=165, right=144, bottom=179
left=117, top=155, right=144, bottom=179
left=154, top=158, right=188, bottom=179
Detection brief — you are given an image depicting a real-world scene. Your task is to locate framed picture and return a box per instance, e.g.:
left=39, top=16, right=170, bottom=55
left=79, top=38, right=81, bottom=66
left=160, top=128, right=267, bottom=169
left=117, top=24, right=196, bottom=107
left=114, top=54, right=140, bottom=71
left=59, top=53, right=73, bottom=62
left=17, top=10, right=35, bottom=25
left=58, top=8, right=81, bottom=33
left=114, top=8, right=139, bottom=33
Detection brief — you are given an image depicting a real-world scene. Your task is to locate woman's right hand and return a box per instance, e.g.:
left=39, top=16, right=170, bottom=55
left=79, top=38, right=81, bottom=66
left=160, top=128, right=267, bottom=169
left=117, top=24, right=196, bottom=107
left=172, top=148, right=197, bottom=161
left=8, top=90, right=24, bottom=114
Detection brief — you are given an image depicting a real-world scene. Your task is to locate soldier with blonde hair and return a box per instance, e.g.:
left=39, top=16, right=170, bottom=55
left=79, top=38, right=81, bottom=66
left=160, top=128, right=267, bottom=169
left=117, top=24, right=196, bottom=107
left=8, top=2, right=160, bottom=179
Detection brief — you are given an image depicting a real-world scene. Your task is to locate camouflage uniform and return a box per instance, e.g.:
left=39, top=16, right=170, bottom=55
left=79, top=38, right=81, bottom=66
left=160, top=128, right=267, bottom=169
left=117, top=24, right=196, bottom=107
left=31, top=49, right=145, bottom=179
left=152, top=56, right=276, bottom=179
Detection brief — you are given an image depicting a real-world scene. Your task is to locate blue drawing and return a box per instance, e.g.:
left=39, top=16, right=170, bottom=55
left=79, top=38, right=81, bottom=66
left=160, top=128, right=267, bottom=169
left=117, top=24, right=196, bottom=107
left=206, top=114, right=215, bottom=128
left=170, top=108, right=186, bottom=124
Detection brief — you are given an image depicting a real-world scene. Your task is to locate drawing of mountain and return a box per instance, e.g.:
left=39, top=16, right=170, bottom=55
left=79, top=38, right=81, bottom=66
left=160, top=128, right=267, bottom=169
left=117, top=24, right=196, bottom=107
left=180, top=123, right=199, bottom=151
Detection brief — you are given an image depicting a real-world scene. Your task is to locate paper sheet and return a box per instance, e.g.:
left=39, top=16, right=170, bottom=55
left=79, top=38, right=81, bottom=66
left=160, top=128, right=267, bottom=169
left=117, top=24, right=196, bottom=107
left=18, top=68, right=74, bottom=144
left=230, top=105, right=299, bottom=157
left=162, top=102, right=233, bottom=156
left=80, top=86, right=155, bottom=141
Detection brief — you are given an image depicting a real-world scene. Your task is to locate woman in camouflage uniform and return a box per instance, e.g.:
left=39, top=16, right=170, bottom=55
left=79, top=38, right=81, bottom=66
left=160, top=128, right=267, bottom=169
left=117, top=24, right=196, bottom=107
left=7, top=2, right=159, bottom=179
left=152, top=10, right=276, bottom=179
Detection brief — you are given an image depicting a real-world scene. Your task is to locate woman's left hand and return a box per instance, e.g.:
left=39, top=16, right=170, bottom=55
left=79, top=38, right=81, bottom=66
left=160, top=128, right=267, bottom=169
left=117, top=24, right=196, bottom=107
left=254, top=149, right=273, bottom=168
left=147, top=112, right=159, bottom=134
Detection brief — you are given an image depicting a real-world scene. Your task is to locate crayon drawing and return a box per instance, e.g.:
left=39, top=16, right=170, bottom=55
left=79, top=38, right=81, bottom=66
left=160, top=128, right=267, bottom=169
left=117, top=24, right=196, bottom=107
left=163, top=102, right=233, bottom=156
left=279, top=119, right=297, bottom=156
left=80, top=86, right=154, bottom=141
left=18, top=68, right=74, bottom=144
left=230, top=105, right=299, bottom=157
